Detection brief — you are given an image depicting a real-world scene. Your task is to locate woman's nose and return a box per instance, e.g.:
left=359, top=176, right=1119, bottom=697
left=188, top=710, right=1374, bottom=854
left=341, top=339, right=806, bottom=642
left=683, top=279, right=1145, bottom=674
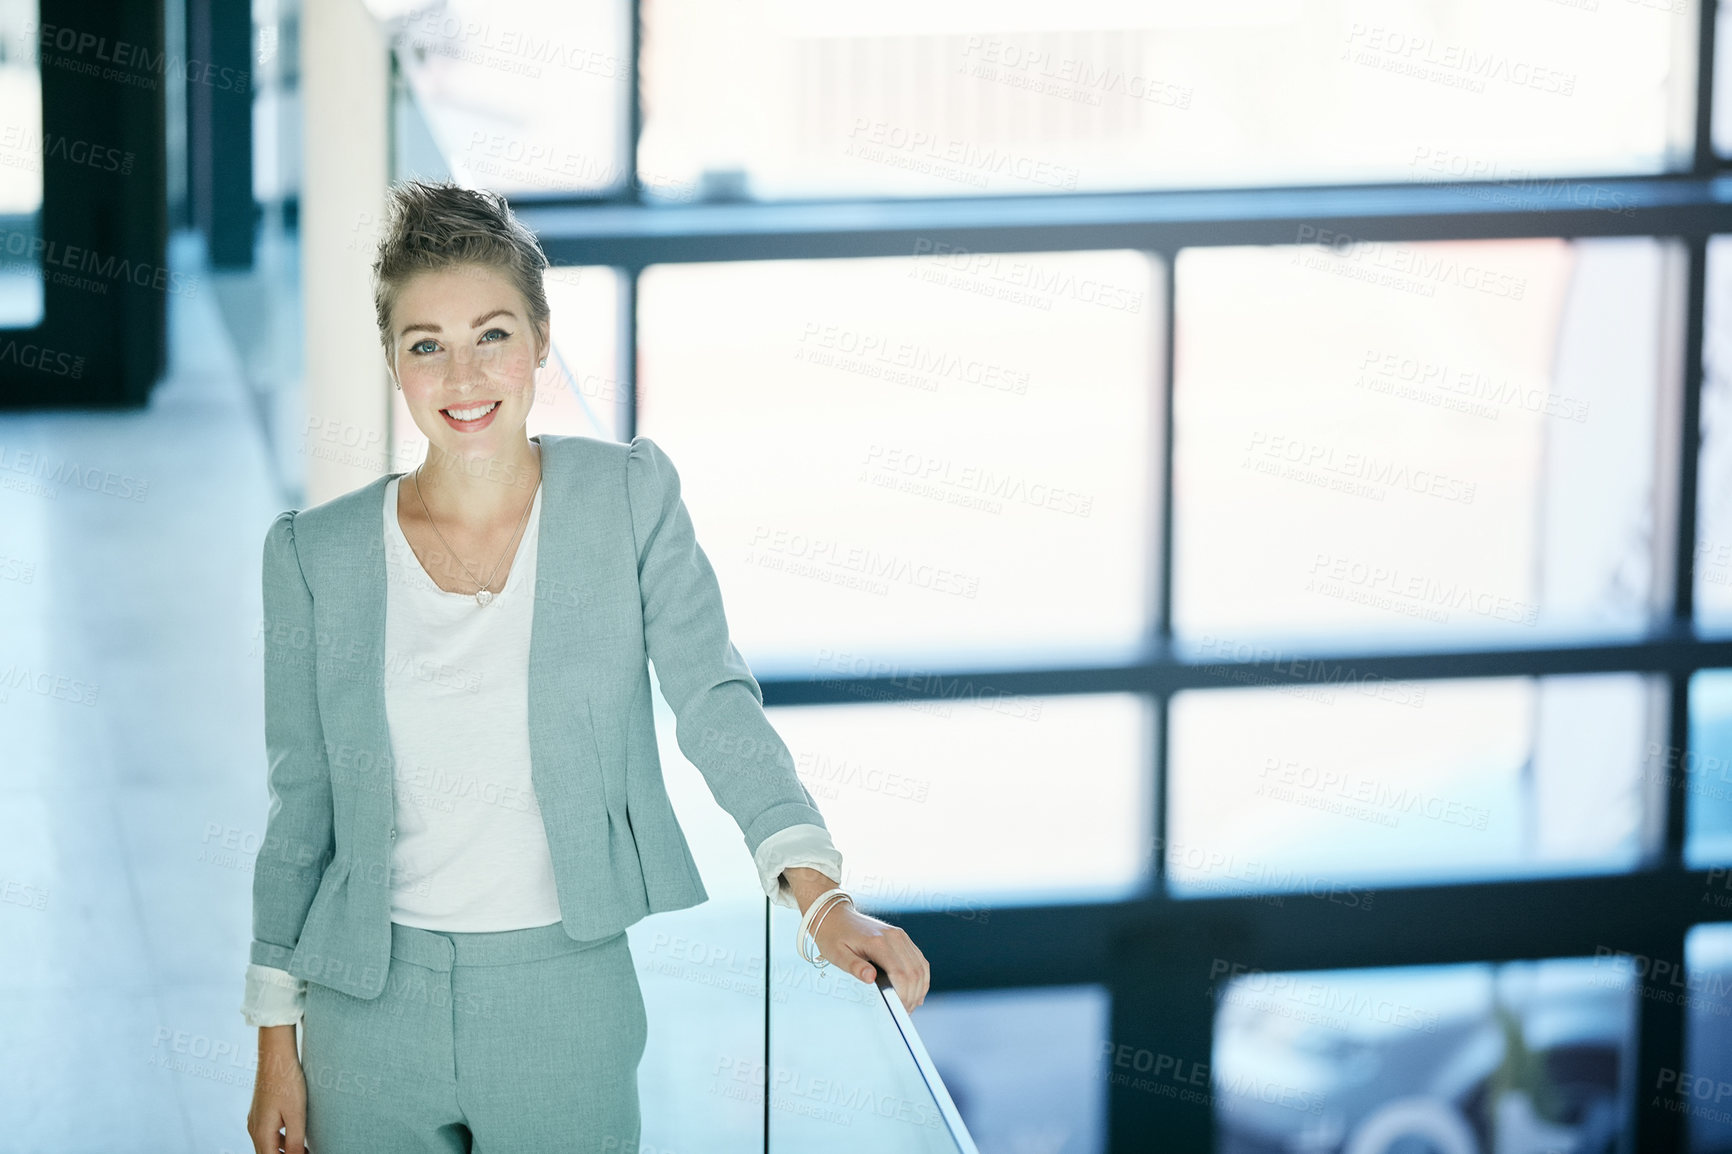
left=447, top=345, right=487, bottom=384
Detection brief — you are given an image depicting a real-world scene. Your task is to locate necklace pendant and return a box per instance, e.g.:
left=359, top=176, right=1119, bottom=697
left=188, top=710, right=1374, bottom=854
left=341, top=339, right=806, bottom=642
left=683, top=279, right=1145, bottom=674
left=474, top=588, right=494, bottom=608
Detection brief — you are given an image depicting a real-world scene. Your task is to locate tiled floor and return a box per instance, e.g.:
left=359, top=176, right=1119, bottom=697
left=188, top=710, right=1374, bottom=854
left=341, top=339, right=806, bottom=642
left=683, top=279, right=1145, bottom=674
left=0, top=232, right=288, bottom=1153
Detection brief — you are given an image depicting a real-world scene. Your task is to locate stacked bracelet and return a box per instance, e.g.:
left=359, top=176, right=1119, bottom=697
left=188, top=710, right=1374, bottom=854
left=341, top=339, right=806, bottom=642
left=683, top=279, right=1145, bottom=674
left=797, top=886, right=853, bottom=969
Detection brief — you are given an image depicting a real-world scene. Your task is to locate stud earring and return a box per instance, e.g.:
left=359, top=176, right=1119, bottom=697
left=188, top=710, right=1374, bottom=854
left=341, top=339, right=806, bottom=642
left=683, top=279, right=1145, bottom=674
left=538, top=357, right=547, bottom=368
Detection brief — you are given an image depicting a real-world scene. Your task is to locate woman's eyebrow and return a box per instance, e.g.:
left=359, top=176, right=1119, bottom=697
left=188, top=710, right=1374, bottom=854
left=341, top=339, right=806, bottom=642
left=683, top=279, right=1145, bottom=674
left=398, top=308, right=519, bottom=337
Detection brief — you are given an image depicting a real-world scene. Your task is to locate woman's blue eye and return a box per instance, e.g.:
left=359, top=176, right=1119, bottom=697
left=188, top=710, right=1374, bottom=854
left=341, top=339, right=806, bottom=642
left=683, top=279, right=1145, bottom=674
left=480, top=328, right=510, bottom=343
left=410, top=339, right=438, bottom=355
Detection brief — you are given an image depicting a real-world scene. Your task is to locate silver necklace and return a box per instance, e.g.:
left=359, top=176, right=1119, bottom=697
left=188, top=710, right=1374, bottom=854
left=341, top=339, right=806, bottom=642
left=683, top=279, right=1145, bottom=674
left=410, top=463, right=539, bottom=607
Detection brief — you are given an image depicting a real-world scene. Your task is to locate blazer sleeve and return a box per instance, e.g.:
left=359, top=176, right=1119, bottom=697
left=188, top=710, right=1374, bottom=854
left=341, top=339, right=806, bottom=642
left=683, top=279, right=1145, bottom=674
left=249, top=510, right=338, bottom=971
left=625, top=434, right=832, bottom=858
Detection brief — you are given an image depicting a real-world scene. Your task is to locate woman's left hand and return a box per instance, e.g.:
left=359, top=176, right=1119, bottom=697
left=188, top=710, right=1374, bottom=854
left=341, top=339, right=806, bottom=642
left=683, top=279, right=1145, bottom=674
left=811, top=900, right=930, bottom=1012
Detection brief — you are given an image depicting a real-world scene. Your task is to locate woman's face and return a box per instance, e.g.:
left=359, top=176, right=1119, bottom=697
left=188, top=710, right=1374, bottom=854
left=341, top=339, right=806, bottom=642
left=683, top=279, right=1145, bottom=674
left=388, top=262, right=547, bottom=465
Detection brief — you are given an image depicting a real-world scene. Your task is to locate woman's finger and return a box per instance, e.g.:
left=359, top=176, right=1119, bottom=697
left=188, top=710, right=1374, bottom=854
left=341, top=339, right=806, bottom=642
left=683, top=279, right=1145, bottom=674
left=882, top=926, right=929, bottom=1008
left=814, top=910, right=931, bottom=1010
left=858, top=929, right=925, bottom=1011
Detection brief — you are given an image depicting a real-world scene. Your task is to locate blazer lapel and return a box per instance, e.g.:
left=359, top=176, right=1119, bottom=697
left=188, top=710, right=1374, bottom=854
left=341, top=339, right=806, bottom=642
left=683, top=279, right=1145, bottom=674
left=525, top=437, right=613, bottom=888
left=349, top=471, right=397, bottom=851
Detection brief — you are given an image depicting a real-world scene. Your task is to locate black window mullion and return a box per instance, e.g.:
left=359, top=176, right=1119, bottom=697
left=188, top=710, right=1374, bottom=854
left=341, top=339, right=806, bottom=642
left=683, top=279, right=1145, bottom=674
left=1669, top=233, right=1711, bottom=869
left=627, top=0, right=643, bottom=206
left=1635, top=924, right=1690, bottom=1152
left=1677, top=234, right=1708, bottom=632
left=1, top=0, right=169, bottom=408
left=1697, top=0, right=1720, bottom=176
left=1633, top=228, right=1711, bottom=1153
left=519, top=175, right=1732, bottom=271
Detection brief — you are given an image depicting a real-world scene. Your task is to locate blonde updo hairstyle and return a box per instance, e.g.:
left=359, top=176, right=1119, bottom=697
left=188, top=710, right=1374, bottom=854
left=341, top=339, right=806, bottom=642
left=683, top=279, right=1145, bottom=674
left=370, top=179, right=552, bottom=365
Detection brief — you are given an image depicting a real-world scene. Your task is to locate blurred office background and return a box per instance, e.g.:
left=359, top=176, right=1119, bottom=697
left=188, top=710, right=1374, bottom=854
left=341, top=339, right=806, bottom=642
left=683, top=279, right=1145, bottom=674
left=8, top=0, right=1732, bottom=1151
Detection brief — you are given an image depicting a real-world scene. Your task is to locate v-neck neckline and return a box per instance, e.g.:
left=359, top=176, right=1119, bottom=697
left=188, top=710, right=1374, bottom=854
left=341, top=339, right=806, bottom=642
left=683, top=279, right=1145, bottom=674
left=386, top=473, right=543, bottom=601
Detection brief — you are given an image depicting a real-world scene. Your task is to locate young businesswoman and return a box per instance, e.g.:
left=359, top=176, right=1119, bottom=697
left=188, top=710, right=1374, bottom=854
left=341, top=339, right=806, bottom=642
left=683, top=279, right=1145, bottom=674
left=244, top=180, right=930, bottom=1154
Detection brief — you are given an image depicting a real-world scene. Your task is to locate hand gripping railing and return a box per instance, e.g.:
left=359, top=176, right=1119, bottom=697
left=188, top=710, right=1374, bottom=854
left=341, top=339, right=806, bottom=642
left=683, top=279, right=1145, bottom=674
left=767, top=899, right=982, bottom=1153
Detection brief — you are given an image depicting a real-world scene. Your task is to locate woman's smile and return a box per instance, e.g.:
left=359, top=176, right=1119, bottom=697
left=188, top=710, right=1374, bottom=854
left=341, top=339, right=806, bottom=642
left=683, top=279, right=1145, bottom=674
left=440, top=399, right=502, bottom=432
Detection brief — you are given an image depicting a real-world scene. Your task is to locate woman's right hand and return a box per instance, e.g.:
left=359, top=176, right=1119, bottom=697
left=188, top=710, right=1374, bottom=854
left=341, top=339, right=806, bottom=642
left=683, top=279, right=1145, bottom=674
left=248, top=1025, right=309, bottom=1153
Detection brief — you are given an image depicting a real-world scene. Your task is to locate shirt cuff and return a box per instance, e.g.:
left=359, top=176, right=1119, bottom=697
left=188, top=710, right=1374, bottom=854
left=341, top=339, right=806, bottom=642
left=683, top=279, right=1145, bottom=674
left=753, top=823, right=844, bottom=912
left=242, top=962, right=307, bottom=1027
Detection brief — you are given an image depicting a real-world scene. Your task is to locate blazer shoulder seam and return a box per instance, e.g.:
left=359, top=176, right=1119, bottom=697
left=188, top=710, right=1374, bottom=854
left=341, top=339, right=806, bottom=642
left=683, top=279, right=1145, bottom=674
left=272, top=509, right=315, bottom=594
left=622, top=434, right=669, bottom=566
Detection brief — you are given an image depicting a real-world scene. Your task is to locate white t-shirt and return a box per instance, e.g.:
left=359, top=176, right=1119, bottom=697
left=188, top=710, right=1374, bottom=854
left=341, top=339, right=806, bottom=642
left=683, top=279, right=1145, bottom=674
left=380, top=473, right=562, bottom=930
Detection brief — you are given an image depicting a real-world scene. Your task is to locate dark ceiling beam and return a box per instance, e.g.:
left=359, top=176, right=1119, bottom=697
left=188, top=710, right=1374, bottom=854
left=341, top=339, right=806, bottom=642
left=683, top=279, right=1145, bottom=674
left=513, top=173, right=1732, bottom=267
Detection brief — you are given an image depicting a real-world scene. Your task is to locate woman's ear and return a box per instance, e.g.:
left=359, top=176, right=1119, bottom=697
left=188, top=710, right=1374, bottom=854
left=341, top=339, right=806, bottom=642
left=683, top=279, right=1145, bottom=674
left=384, top=349, right=400, bottom=390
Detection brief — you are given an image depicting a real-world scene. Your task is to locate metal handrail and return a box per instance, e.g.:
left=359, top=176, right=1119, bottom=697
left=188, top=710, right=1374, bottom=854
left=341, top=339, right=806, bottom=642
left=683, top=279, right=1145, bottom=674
left=872, top=970, right=983, bottom=1154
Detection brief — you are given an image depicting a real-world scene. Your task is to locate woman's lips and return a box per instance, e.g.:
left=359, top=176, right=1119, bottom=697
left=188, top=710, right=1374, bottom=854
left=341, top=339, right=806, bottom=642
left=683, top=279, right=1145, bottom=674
left=440, top=400, right=500, bottom=432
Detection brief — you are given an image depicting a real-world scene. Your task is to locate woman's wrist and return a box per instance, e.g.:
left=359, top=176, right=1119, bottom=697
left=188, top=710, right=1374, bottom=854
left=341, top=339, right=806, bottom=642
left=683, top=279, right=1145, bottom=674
left=255, top=1025, right=301, bottom=1091
left=258, top=1023, right=298, bottom=1052
left=783, top=866, right=840, bottom=915
left=796, top=886, right=855, bottom=968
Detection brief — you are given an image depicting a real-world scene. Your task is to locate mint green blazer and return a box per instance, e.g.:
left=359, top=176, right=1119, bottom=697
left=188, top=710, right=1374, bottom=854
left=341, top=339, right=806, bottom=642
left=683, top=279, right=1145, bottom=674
left=249, top=433, right=828, bottom=999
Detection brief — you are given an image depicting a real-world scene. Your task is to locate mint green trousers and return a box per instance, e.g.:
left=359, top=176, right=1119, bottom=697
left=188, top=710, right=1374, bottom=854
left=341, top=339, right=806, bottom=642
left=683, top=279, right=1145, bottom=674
left=301, top=920, right=646, bottom=1153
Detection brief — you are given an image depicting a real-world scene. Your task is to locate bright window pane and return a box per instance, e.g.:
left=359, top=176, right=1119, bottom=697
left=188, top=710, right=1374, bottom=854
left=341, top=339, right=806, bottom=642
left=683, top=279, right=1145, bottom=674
left=254, top=0, right=294, bottom=203
left=0, top=3, right=41, bottom=215
left=1696, top=238, right=1732, bottom=632
left=768, top=694, right=1152, bottom=910
left=1174, top=237, right=1675, bottom=652
left=1716, top=0, right=1732, bottom=158
left=1685, top=670, right=1732, bottom=867
left=642, top=0, right=1693, bottom=200
left=637, top=252, right=1158, bottom=672
left=1167, top=675, right=1657, bottom=897
left=1214, top=958, right=1637, bottom=1151
left=0, top=1, right=44, bottom=327
left=387, top=265, right=623, bottom=470
left=380, top=2, right=634, bottom=197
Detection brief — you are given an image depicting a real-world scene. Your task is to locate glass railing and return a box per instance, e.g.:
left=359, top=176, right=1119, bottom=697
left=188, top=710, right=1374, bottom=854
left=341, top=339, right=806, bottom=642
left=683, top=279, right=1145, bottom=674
left=768, top=900, right=981, bottom=1153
